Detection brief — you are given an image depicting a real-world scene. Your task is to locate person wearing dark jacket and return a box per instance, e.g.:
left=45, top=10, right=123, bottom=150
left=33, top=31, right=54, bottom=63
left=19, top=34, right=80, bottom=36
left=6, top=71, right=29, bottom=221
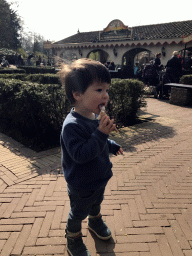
left=59, top=58, right=123, bottom=256
left=166, top=51, right=182, bottom=83
left=184, top=52, right=192, bottom=71
left=154, top=53, right=162, bottom=72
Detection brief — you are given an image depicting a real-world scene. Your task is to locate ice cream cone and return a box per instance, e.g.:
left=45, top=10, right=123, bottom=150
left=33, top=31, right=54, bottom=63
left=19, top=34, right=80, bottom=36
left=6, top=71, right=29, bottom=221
left=97, top=106, right=118, bottom=133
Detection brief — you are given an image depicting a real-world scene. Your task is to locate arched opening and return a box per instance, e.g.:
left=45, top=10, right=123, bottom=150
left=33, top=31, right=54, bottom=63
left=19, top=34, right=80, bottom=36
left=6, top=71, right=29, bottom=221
left=122, top=48, right=155, bottom=67
left=59, top=51, right=77, bottom=61
left=121, top=48, right=154, bottom=78
left=87, top=49, right=109, bottom=64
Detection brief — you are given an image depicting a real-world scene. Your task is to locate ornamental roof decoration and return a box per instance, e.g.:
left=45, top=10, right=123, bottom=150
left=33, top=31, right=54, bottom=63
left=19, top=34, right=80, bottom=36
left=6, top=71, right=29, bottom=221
left=53, top=19, right=192, bottom=47
left=99, top=20, right=132, bottom=41
left=103, top=20, right=128, bottom=32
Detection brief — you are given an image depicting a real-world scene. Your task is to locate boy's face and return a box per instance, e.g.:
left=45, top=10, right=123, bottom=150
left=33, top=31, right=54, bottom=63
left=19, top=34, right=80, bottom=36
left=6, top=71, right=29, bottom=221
left=73, top=82, right=110, bottom=118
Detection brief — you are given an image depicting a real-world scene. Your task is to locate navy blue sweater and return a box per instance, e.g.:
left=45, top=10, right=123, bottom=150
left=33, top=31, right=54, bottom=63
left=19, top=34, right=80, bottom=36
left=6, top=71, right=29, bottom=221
left=60, top=109, right=121, bottom=191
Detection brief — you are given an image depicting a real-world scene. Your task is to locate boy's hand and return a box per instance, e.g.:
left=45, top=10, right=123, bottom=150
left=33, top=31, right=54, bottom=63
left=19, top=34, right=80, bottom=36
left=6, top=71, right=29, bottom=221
left=98, top=115, right=117, bottom=135
left=116, top=147, right=124, bottom=155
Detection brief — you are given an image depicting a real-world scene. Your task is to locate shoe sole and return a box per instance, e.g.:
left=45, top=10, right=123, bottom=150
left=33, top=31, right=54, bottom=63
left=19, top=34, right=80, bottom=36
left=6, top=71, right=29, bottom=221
left=67, top=247, right=73, bottom=256
left=88, top=226, right=112, bottom=240
left=67, top=246, right=91, bottom=256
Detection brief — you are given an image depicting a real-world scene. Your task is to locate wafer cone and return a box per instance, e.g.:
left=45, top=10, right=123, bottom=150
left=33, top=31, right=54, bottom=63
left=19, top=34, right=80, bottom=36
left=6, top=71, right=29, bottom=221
left=97, top=106, right=118, bottom=132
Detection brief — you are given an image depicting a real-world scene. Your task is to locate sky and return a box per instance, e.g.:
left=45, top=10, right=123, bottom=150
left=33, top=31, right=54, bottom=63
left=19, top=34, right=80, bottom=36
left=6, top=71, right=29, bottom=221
left=6, top=0, right=192, bottom=42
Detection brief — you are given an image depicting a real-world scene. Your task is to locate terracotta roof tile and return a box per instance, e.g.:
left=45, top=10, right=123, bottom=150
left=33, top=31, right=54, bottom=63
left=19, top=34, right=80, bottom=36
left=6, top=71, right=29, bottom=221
left=55, top=31, right=99, bottom=44
left=132, top=20, right=192, bottom=40
left=54, top=20, right=192, bottom=45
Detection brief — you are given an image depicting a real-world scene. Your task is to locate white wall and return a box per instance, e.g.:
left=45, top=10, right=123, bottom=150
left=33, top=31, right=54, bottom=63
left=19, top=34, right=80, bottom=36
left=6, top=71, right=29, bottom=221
left=53, top=40, right=192, bottom=67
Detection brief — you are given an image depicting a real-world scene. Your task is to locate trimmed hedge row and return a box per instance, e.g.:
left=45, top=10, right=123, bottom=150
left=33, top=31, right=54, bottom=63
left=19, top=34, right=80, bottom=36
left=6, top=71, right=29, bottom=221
left=18, top=66, right=56, bottom=74
left=108, top=79, right=146, bottom=126
left=180, top=74, right=192, bottom=85
left=0, top=74, right=146, bottom=151
left=0, top=78, right=70, bottom=151
left=0, top=73, right=60, bottom=84
left=24, top=74, right=60, bottom=84
left=0, top=68, right=26, bottom=74
left=0, top=73, right=26, bottom=80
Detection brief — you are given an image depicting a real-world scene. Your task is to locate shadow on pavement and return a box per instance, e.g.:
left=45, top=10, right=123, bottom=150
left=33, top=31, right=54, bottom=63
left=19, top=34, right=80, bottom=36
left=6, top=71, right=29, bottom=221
left=110, top=112, right=176, bottom=153
left=0, top=107, right=176, bottom=177
left=89, top=231, right=116, bottom=256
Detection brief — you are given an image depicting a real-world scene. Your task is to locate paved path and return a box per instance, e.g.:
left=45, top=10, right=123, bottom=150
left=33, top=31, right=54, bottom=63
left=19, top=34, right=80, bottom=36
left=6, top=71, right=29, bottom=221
left=1, top=97, right=192, bottom=256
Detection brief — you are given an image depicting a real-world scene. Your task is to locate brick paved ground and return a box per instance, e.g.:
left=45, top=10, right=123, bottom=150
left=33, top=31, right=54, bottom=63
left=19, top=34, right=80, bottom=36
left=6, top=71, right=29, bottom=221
left=1, top=97, right=192, bottom=256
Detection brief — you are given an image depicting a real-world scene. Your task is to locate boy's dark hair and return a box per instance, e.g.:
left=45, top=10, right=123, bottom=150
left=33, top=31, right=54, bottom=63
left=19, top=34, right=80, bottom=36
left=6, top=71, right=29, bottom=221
left=59, top=58, right=111, bottom=104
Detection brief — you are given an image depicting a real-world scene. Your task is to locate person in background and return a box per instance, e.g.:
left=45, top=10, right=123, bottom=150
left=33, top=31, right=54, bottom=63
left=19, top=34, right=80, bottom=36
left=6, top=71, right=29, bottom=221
left=143, top=61, right=158, bottom=86
left=108, top=62, right=115, bottom=70
left=183, top=52, right=192, bottom=71
left=18, top=54, right=22, bottom=66
left=27, top=52, right=34, bottom=66
left=166, top=51, right=182, bottom=83
left=154, top=53, right=162, bottom=72
left=14, top=53, right=18, bottom=66
left=1, top=56, right=10, bottom=67
left=59, top=58, right=123, bottom=256
left=134, top=63, right=139, bottom=77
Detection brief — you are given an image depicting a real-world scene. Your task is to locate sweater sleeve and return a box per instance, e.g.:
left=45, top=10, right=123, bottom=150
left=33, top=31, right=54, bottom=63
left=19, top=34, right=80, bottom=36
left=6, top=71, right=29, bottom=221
left=62, top=122, right=109, bottom=164
left=107, top=138, right=121, bottom=155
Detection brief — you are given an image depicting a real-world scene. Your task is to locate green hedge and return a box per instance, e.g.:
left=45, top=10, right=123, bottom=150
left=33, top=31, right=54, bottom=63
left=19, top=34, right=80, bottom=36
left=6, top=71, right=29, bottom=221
left=0, top=77, right=146, bottom=151
left=180, top=74, right=192, bottom=85
left=25, top=74, right=60, bottom=84
left=0, top=73, right=60, bottom=84
left=0, top=68, right=26, bottom=74
left=0, top=73, right=26, bottom=80
left=18, top=66, right=56, bottom=74
left=108, top=79, right=146, bottom=126
left=0, top=78, right=70, bottom=151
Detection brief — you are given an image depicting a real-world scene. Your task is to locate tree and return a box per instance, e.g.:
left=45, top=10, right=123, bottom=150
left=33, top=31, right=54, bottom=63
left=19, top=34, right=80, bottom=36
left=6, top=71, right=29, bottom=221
left=89, top=51, right=99, bottom=61
left=33, top=34, right=45, bottom=53
left=0, top=0, right=21, bottom=49
left=20, top=31, right=34, bottom=53
left=20, top=31, right=45, bottom=55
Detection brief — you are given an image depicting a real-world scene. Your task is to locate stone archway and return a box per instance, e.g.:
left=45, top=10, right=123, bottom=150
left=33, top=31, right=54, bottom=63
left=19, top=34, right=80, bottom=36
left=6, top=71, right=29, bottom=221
left=87, top=49, right=109, bottom=64
left=120, top=48, right=156, bottom=78
left=122, top=48, right=154, bottom=67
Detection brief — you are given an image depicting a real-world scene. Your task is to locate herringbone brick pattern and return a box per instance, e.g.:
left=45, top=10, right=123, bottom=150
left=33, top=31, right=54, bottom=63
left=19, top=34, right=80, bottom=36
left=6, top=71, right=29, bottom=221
left=1, top=97, right=192, bottom=256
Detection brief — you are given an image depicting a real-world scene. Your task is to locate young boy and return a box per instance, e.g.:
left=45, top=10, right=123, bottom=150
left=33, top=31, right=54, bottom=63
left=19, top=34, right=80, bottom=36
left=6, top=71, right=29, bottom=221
left=59, top=58, right=123, bottom=256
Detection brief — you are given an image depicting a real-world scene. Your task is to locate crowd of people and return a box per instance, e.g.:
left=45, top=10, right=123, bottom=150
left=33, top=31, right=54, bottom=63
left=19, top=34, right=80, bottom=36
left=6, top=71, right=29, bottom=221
left=104, top=50, right=192, bottom=84
left=138, top=51, right=192, bottom=85
left=1, top=49, right=192, bottom=84
left=133, top=50, right=192, bottom=98
left=0, top=52, right=51, bottom=68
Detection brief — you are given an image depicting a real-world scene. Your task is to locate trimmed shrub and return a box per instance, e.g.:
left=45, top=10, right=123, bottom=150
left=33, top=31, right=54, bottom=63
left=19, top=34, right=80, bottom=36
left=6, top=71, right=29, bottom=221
left=0, top=73, right=26, bottom=80
left=0, top=77, right=146, bottom=151
left=180, top=75, right=192, bottom=85
left=25, top=74, right=60, bottom=84
left=19, top=66, right=56, bottom=74
left=0, top=73, right=59, bottom=84
left=0, top=68, right=26, bottom=74
left=108, top=79, right=146, bottom=126
left=0, top=78, right=70, bottom=151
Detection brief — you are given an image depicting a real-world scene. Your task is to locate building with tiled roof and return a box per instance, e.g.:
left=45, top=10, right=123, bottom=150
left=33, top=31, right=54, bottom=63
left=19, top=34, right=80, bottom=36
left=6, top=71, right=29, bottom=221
left=51, top=19, right=192, bottom=67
